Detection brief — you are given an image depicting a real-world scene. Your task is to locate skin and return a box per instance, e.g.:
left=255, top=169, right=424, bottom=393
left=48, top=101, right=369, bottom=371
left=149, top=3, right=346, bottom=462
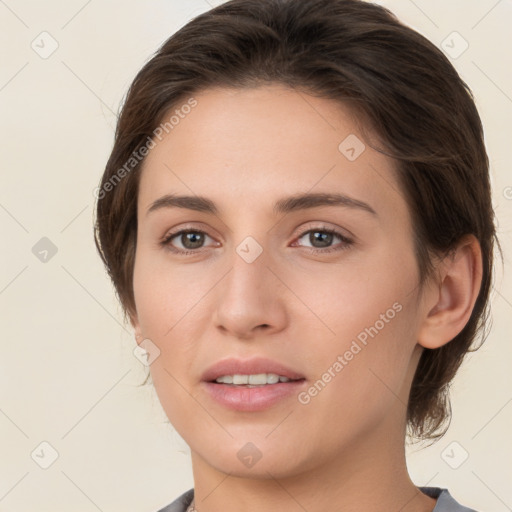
left=130, top=85, right=482, bottom=512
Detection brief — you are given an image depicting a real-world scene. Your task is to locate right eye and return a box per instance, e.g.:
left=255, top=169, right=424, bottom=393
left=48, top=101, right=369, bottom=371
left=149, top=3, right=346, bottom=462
left=161, top=229, right=219, bottom=254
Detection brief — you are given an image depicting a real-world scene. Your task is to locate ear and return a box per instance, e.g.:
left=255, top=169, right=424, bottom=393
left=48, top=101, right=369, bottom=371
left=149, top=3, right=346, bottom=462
left=129, top=310, right=143, bottom=344
left=418, top=235, right=483, bottom=349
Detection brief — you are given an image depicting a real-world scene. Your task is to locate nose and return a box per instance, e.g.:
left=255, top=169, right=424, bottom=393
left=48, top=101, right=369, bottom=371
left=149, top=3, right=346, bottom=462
left=212, top=243, right=288, bottom=340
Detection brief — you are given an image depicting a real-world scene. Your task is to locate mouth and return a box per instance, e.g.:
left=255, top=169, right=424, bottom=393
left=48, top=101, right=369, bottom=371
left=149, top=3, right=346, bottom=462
left=201, top=357, right=305, bottom=382
left=201, top=358, right=306, bottom=411
left=212, top=373, right=302, bottom=386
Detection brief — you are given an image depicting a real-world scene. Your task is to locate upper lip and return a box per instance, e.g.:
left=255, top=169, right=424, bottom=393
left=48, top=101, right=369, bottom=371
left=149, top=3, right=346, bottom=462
left=201, top=357, right=305, bottom=382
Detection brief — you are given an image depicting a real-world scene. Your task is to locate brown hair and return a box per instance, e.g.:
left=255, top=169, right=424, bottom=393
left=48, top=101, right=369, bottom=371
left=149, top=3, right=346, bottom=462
left=94, top=0, right=498, bottom=441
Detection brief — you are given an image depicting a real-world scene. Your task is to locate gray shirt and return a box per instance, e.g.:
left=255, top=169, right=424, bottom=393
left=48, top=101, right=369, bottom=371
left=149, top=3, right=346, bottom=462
left=156, top=487, right=478, bottom=511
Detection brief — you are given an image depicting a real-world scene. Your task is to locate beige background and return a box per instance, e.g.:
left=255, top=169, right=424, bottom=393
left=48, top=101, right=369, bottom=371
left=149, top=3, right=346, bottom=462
left=0, top=0, right=511, bottom=511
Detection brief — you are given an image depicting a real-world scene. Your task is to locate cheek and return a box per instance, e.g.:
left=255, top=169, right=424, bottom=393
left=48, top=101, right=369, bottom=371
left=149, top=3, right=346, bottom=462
left=132, top=247, right=214, bottom=340
left=132, top=251, right=213, bottom=432
left=289, top=245, right=416, bottom=344
left=293, top=300, right=419, bottom=450
left=132, top=247, right=222, bottom=412
left=291, top=246, right=420, bottom=406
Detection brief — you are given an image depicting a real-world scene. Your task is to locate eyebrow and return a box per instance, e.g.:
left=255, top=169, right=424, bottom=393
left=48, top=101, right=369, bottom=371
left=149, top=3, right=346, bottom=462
left=146, top=192, right=377, bottom=217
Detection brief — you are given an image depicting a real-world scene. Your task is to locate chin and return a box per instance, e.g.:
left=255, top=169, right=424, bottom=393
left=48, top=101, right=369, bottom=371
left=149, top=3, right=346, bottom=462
left=208, top=455, right=303, bottom=480
left=192, top=437, right=315, bottom=480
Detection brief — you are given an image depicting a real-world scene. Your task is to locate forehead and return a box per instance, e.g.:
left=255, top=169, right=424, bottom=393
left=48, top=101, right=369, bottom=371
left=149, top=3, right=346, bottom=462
left=137, top=85, right=404, bottom=221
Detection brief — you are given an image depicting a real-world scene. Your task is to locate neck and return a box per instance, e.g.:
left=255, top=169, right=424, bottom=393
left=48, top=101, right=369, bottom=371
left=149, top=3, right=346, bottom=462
left=189, top=418, right=436, bottom=512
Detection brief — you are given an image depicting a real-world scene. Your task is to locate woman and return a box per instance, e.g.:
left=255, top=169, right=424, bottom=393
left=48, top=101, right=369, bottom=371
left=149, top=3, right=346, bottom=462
left=94, top=0, right=497, bottom=510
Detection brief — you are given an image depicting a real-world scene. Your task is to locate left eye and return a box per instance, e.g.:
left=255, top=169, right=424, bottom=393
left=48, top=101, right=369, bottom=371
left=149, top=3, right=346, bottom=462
left=294, top=228, right=352, bottom=252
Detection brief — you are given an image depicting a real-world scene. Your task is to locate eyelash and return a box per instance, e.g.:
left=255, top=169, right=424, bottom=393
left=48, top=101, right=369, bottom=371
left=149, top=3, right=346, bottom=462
left=160, top=225, right=353, bottom=256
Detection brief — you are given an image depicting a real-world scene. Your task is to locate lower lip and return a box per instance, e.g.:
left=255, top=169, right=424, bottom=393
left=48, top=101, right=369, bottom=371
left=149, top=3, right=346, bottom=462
left=202, top=380, right=306, bottom=411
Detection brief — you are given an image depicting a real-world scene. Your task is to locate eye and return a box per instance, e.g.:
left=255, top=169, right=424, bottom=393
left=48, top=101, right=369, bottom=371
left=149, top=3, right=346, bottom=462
left=161, top=229, right=218, bottom=254
left=160, top=225, right=353, bottom=256
left=293, top=226, right=353, bottom=254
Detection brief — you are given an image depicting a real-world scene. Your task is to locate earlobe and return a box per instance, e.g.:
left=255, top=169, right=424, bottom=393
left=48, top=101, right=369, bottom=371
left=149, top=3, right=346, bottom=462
left=129, top=312, right=142, bottom=342
left=418, top=235, right=483, bottom=349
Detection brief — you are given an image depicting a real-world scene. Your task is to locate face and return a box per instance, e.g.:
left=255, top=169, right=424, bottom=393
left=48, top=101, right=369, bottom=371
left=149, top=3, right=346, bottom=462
left=132, top=84, right=427, bottom=479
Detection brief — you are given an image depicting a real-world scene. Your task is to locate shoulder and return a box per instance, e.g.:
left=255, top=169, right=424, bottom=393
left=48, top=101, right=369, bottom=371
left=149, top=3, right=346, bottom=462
left=155, top=488, right=194, bottom=512
left=419, top=486, right=480, bottom=512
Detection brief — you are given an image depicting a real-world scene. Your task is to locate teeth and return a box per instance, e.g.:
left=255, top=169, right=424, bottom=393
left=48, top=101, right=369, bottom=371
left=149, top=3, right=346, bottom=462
left=216, top=375, right=234, bottom=384
left=233, top=374, right=248, bottom=385
left=265, top=373, right=279, bottom=384
left=215, top=373, right=293, bottom=385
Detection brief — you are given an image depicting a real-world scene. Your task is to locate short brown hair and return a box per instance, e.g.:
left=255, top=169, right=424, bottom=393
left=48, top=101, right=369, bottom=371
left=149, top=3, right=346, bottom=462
left=94, top=0, right=498, bottom=441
